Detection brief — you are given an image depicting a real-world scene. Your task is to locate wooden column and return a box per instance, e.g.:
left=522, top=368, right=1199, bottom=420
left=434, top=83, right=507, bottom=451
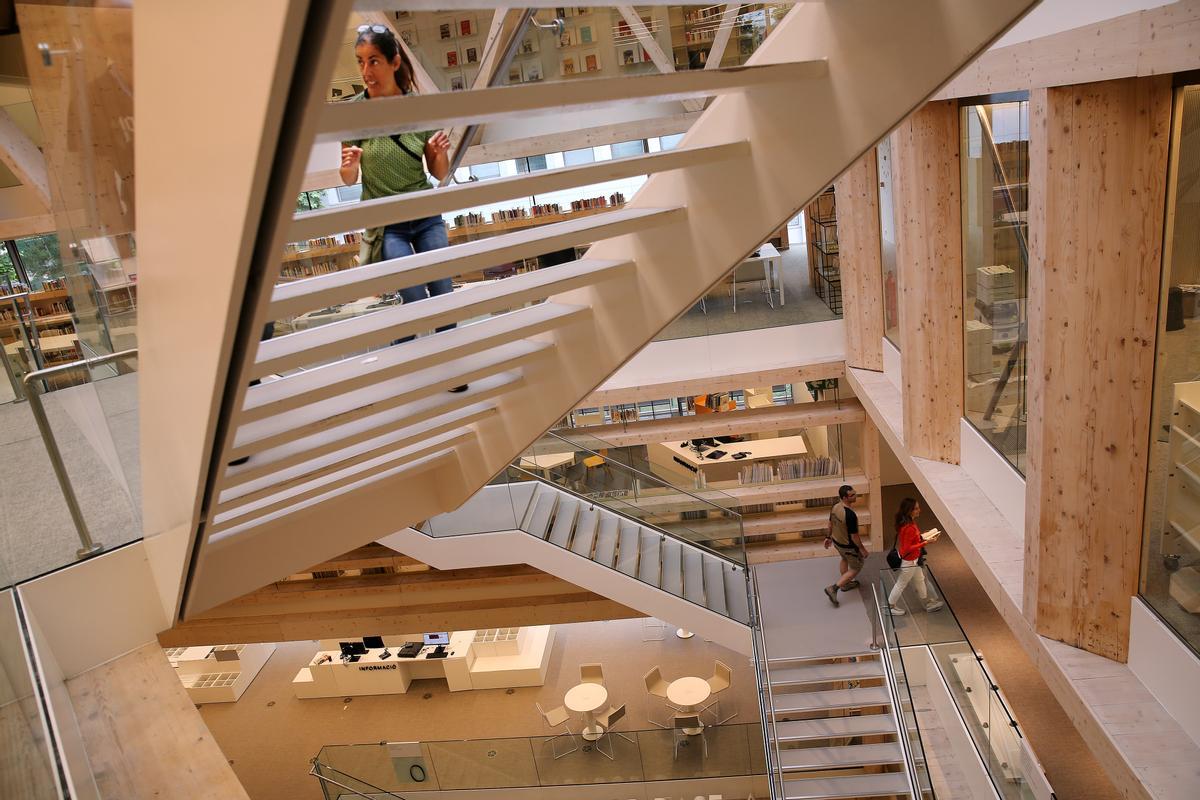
left=893, top=101, right=964, bottom=463
left=861, top=415, right=884, bottom=552
left=835, top=149, right=885, bottom=371
left=1024, top=76, right=1172, bottom=662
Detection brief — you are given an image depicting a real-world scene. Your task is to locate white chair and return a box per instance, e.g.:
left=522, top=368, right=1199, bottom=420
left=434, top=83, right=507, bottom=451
left=644, top=666, right=683, bottom=728
left=594, top=703, right=633, bottom=759
left=535, top=701, right=578, bottom=760
left=702, top=660, right=737, bottom=724
left=580, top=662, right=605, bottom=686
left=672, top=714, right=708, bottom=760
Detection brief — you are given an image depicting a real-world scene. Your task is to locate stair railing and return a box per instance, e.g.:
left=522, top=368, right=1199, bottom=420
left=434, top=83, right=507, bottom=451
left=514, top=428, right=748, bottom=568
left=750, top=566, right=785, bottom=800
left=871, top=583, right=934, bottom=799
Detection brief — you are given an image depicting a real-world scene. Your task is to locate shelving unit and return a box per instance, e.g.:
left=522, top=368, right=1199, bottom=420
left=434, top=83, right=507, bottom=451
left=668, top=4, right=771, bottom=70
left=805, top=188, right=841, bottom=315
left=1167, top=382, right=1200, bottom=615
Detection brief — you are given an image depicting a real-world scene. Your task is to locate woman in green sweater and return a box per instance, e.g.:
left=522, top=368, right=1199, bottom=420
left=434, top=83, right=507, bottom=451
left=340, top=25, right=465, bottom=380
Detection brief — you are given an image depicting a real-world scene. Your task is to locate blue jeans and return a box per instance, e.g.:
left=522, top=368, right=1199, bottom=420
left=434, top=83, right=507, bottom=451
left=383, top=216, right=453, bottom=344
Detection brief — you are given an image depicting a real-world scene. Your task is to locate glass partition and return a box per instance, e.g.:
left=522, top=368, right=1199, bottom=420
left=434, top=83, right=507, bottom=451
left=0, top=589, right=63, bottom=799
left=313, top=722, right=768, bottom=799
left=1141, top=82, right=1200, bottom=657
left=879, top=565, right=1045, bottom=800
left=877, top=136, right=900, bottom=346
left=960, top=95, right=1030, bottom=474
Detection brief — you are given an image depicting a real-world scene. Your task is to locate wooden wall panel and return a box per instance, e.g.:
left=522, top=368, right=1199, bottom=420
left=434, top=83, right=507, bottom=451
left=835, top=149, right=884, bottom=371
left=893, top=101, right=964, bottom=463
left=1024, top=76, right=1172, bottom=662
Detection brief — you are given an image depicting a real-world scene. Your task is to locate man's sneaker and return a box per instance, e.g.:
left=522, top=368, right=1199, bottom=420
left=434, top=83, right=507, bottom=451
left=824, top=585, right=840, bottom=607
left=844, top=580, right=860, bottom=590
left=925, top=599, right=945, bottom=612
left=888, top=605, right=906, bottom=616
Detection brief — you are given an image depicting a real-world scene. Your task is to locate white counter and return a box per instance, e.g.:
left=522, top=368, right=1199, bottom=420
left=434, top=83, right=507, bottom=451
left=293, top=627, right=554, bottom=699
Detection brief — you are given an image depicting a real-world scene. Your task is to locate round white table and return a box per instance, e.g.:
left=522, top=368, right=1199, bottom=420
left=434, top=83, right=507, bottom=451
left=564, top=682, right=608, bottom=741
left=667, top=676, right=711, bottom=735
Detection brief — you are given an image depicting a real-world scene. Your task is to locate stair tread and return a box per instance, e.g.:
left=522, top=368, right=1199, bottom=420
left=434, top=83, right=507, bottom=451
left=270, top=208, right=676, bottom=319
left=772, top=687, right=891, bottom=715
left=774, top=713, right=898, bottom=742
left=524, top=490, right=557, bottom=539
left=547, top=498, right=579, bottom=547
left=783, top=771, right=910, bottom=800
left=615, top=521, right=640, bottom=577
left=235, top=342, right=545, bottom=449
left=293, top=141, right=750, bottom=241
left=661, top=539, right=683, bottom=595
left=682, top=549, right=705, bottom=605
left=243, top=302, right=584, bottom=410
left=264, top=258, right=630, bottom=359
left=316, top=62, right=828, bottom=142
left=638, top=530, right=662, bottom=586
left=779, top=742, right=904, bottom=771
left=593, top=516, right=619, bottom=568
left=771, top=660, right=885, bottom=686
left=702, top=556, right=729, bottom=616
left=571, top=508, right=599, bottom=557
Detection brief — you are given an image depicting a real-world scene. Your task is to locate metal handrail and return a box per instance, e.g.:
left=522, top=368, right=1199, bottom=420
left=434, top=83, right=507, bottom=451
left=22, top=348, right=138, bottom=558
left=310, top=759, right=408, bottom=800
left=871, top=583, right=925, bottom=800
left=507, top=465, right=746, bottom=572
left=750, top=566, right=785, bottom=800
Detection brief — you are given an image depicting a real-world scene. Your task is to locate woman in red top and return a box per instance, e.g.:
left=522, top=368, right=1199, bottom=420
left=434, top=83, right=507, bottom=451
left=886, top=498, right=944, bottom=615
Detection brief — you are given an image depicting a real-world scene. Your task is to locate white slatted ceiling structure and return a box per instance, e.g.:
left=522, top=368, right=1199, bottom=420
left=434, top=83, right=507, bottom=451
left=180, top=0, right=1040, bottom=619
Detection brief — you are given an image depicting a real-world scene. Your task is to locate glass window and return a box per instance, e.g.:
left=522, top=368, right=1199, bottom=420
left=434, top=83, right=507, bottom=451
left=659, top=133, right=684, bottom=151
left=515, top=154, right=548, bottom=173
left=960, top=97, right=1030, bottom=474
left=611, top=140, right=647, bottom=159
left=1141, top=83, right=1200, bottom=657
left=469, top=162, right=502, bottom=180
left=877, top=137, right=900, bottom=346
left=335, top=183, right=362, bottom=203
left=563, top=147, right=596, bottom=166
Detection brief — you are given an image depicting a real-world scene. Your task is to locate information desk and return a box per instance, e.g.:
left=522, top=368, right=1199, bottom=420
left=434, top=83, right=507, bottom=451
left=293, top=627, right=554, bottom=699
left=165, top=643, right=276, bottom=704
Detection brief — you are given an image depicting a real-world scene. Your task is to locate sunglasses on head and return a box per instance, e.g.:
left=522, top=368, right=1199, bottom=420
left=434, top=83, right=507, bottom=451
left=356, top=24, right=389, bottom=34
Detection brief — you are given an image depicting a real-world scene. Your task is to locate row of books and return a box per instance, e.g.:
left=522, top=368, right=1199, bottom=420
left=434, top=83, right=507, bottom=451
left=530, top=203, right=563, bottom=216
left=451, top=193, right=627, bottom=229
left=0, top=301, right=70, bottom=322
left=736, top=456, right=842, bottom=486
left=284, top=232, right=360, bottom=253
left=491, top=207, right=530, bottom=223
left=281, top=260, right=344, bottom=279
left=570, top=192, right=625, bottom=212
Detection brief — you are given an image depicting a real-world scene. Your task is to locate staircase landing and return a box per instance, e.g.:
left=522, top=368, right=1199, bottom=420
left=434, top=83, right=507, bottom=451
left=756, top=557, right=876, bottom=659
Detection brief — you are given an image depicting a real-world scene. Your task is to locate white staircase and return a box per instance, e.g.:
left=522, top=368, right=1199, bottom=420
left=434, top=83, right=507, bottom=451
left=766, top=653, right=917, bottom=799
left=383, top=479, right=753, bottom=653
left=167, top=0, right=1041, bottom=617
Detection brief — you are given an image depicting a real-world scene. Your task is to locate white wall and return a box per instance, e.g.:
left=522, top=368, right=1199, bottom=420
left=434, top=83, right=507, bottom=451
left=1129, top=597, right=1200, bottom=747
left=882, top=337, right=901, bottom=392
left=959, top=420, right=1026, bottom=537
left=993, top=0, right=1175, bottom=47
left=879, top=430, right=909, bottom=487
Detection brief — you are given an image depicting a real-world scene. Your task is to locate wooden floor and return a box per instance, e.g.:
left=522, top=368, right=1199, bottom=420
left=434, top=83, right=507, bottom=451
left=66, top=643, right=249, bottom=800
left=0, top=699, right=58, bottom=800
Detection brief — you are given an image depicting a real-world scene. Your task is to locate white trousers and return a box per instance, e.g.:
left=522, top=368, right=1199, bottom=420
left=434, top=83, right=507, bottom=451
left=888, top=560, right=931, bottom=606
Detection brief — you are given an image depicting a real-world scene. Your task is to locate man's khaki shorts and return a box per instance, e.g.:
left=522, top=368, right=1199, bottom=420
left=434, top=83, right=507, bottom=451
left=839, top=548, right=864, bottom=571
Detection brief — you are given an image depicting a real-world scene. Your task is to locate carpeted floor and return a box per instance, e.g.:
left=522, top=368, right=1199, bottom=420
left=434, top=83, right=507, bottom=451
left=656, top=229, right=840, bottom=341
left=0, top=373, right=141, bottom=587
left=881, top=484, right=1121, bottom=800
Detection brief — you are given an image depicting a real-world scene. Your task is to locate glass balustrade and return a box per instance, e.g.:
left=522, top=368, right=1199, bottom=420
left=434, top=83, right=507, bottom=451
left=879, top=565, right=1044, bottom=800
left=312, top=722, right=768, bottom=799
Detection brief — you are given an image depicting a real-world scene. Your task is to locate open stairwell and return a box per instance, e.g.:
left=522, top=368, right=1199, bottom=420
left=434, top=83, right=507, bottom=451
left=381, top=478, right=754, bottom=653
left=170, top=0, right=1040, bottom=617
left=767, top=653, right=915, bottom=799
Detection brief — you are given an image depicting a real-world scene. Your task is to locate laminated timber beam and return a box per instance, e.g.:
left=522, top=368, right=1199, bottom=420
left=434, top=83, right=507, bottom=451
left=157, top=552, right=641, bottom=647
left=547, top=398, right=864, bottom=448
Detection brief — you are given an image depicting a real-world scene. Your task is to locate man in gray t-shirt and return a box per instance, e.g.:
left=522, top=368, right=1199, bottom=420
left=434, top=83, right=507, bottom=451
left=823, top=485, right=868, bottom=607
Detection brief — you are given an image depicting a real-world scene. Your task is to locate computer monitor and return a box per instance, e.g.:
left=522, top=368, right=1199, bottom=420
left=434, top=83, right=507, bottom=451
left=423, top=632, right=449, bottom=646
left=339, top=642, right=354, bottom=657
left=363, top=635, right=385, bottom=650
left=349, top=641, right=368, bottom=655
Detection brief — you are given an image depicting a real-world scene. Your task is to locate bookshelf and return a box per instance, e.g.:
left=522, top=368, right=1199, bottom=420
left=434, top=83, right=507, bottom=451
left=1168, top=382, right=1200, bottom=615
left=806, top=188, right=842, bottom=315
